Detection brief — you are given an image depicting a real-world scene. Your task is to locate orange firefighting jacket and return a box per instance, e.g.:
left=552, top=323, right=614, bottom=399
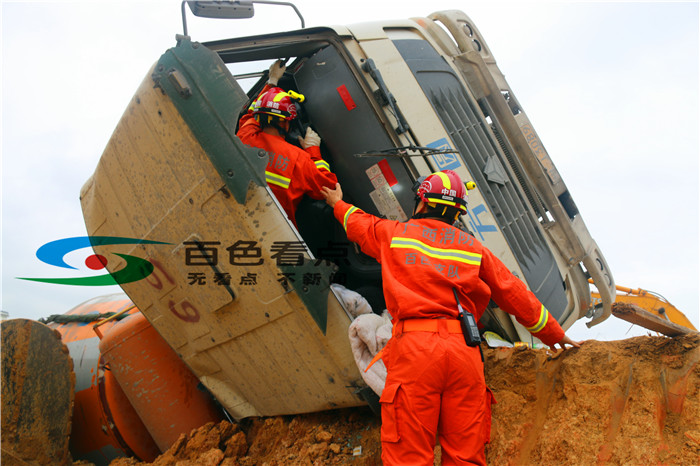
left=334, top=200, right=565, bottom=346
left=237, top=87, right=337, bottom=227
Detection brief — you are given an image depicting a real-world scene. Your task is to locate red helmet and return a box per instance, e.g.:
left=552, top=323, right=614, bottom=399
left=250, top=87, right=305, bottom=121
left=416, top=170, right=469, bottom=214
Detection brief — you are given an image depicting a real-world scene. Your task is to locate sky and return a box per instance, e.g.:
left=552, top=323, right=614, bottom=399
left=1, top=0, right=698, bottom=342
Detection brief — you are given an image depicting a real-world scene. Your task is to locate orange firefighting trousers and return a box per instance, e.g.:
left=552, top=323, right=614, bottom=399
left=380, top=320, right=494, bottom=465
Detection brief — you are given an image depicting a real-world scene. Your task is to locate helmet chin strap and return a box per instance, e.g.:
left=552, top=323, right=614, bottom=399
left=412, top=196, right=422, bottom=216
left=257, top=115, right=290, bottom=135
left=412, top=200, right=459, bottom=224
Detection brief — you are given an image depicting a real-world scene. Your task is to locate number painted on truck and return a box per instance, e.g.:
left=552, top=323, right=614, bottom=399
left=145, top=259, right=176, bottom=290
left=168, top=299, right=200, bottom=323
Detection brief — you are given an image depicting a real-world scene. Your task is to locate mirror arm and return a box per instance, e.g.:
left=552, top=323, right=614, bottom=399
left=181, top=1, right=190, bottom=37
left=253, top=0, right=305, bottom=28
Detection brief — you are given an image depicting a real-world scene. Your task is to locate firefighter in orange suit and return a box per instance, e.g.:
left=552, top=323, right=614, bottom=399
left=237, top=60, right=337, bottom=227
left=322, top=170, right=581, bottom=465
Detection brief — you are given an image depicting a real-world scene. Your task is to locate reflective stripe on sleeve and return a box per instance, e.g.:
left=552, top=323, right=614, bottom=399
left=314, top=160, right=331, bottom=172
left=389, top=237, right=482, bottom=265
left=526, top=305, right=549, bottom=333
left=343, top=206, right=361, bottom=231
left=265, top=171, right=291, bottom=189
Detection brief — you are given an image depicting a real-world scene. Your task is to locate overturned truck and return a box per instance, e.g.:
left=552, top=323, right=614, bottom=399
left=76, top=3, right=615, bottom=459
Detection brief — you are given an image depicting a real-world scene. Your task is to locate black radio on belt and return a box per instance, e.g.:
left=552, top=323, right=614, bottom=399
left=453, top=288, right=481, bottom=347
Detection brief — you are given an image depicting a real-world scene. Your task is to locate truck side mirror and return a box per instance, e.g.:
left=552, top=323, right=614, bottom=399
left=181, top=1, right=305, bottom=37
left=187, top=1, right=255, bottom=19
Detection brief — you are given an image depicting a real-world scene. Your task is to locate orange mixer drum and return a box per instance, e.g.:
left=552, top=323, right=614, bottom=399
left=48, top=294, right=160, bottom=464
left=98, top=310, right=224, bottom=451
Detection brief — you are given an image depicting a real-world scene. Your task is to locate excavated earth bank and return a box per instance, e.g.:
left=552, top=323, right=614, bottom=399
left=102, top=333, right=699, bottom=466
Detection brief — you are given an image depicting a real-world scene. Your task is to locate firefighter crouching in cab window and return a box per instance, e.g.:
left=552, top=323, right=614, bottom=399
left=322, top=170, right=581, bottom=466
left=237, top=60, right=337, bottom=227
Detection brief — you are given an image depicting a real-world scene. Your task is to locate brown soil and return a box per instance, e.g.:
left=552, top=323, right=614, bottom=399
left=99, top=333, right=699, bottom=465
left=1, top=319, right=75, bottom=466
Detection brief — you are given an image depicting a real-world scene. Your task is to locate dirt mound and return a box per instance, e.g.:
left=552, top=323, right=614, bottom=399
left=1, top=319, right=75, bottom=466
left=107, top=410, right=381, bottom=466
left=105, top=333, right=699, bottom=466
left=485, top=333, right=699, bottom=465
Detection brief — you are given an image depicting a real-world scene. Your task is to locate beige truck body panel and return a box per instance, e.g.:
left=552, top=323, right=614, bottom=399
left=80, top=65, right=364, bottom=419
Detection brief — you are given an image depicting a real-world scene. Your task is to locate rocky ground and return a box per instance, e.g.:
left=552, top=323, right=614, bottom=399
left=99, top=332, right=699, bottom=466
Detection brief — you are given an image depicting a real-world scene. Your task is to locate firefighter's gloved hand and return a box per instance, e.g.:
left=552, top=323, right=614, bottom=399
left=268, top=59, right=286, bottom=85
left=551, top=334, right=582, bottom=351
left=298, top=127, right=321, bottom=148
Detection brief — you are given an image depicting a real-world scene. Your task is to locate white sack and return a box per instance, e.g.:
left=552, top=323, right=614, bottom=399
left=348, top=312, right=392, bottom=396
left=331, top=283, right=373, bottom=319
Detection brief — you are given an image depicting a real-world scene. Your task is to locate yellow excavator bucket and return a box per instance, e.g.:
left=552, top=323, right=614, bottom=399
left=591, top=279, right=697, bottom=332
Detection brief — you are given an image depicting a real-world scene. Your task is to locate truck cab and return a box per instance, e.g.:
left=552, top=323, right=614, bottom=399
left=80, top=7, right=615, bottom=421
left=208, top=10, right=615, bottom=339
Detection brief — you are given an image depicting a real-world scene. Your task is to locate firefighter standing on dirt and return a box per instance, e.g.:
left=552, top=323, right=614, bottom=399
left=322, top=170, right=581, bottom=465
left=237, top=60, right=337, bottom=227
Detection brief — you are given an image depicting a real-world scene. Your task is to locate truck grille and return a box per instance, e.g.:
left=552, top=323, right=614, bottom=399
left=394, top=39, right=567, bottom=318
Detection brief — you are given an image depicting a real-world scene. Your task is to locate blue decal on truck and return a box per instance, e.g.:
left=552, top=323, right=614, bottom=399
left=465, top=204, right=497, bottom=241
left=427, top=138, right=461, bottom=171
